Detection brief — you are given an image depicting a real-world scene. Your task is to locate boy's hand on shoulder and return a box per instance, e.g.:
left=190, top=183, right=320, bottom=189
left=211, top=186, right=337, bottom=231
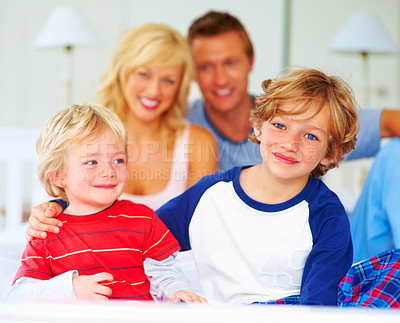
left=72, top=272, right=114, bottom=301
left=171, top=290, right=208, bottom=304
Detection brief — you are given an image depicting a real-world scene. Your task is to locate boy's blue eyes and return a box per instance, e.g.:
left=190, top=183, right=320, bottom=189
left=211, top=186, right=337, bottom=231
left=86, top=159, right=125, bottom=165
left=274, top=123, right=285, bottom=130
left=305, top=134, right=317, bottom=140
left=273, top=123, right=317, bottom=140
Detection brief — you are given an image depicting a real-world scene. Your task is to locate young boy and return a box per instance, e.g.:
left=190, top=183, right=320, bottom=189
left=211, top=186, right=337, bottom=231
left=157, top=68, right=359, bottom=305
left=8, top=103, right=206, bottom=303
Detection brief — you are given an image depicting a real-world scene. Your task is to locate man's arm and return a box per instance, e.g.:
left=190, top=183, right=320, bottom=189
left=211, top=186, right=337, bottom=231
left=380, top=109, right=400, bottom=138
left=345, top=108, right=382, bottom=160
left=346, top=108, right=400, bottom=161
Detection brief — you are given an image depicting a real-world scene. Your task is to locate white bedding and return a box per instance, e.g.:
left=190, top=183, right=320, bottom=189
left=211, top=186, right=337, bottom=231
left=0, top=223, right=28, bottom=298
left=1, top=298, right=400, bottom=322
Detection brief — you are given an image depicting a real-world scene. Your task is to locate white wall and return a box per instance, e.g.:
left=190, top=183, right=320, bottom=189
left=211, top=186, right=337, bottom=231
left=0, top=0, right=127, bottom=128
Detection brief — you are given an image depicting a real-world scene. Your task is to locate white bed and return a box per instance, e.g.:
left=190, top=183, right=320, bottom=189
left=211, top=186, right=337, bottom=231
left=0, top=299, right=399, bottom=322
left=0, top=128, right=48, bottom=298
left=0, top=223, right=28, bottom=297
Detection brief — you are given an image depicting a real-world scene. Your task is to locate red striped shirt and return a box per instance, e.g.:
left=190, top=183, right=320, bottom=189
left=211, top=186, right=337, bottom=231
left=14, top=200, right=181, bottom=300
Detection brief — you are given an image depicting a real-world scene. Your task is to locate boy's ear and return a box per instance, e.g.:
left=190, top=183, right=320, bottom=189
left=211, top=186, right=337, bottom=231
left=320, top=143, right=341, bottom=166
left=319, top=155, right=332, bottom=166
left=254, top=127, right=261, bottom=138
left=48, top=171, right=66, bottom=188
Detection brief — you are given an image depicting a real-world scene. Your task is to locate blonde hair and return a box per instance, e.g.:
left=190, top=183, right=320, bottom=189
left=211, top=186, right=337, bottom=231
left=96, top=23, right=192, bottom=147
left=249, top=68, right=359, bottom=177
left=36, top=103, right=128, bottom=201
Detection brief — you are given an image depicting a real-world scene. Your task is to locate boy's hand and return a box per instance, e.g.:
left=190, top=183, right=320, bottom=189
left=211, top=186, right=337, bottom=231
left=26, top=202, right=64, bottom=240
left=171, top=290, right=208, bottom=304
left=72, top=273, right=114, bottom=301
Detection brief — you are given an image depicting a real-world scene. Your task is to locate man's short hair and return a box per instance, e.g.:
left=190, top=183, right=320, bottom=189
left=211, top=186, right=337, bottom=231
left=188, top=10, right=254, bottom=58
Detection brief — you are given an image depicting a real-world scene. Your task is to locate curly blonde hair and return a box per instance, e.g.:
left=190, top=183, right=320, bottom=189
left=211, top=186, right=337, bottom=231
left=96, top=23, right=192, bottom=147
left=36, top=103, right=128, bottom=201
left=249, top=68, right=359, bottom=178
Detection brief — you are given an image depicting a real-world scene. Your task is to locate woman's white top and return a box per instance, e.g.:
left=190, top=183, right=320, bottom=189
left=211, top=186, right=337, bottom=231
left=121, top=122, right=190, bottom=211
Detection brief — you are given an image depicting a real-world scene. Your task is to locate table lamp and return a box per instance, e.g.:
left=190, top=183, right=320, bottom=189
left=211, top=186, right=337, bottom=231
left=328, top=13, right=397, bottom=106
left=33, top=5, right=100, bottom=107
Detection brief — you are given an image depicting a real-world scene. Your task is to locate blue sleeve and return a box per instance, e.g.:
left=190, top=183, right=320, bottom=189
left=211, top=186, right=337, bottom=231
left=345, top=108, right=383, bottom=160
left=156, top=172, right=226, bottom=251
left=156, top=191, right=195, bottom=251
left=300, top=204, right=353, bottom=305
left=50, top=199, right=68, bottom=210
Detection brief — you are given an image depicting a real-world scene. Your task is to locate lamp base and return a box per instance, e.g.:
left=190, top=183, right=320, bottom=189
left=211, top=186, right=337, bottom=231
left=62, top=46, right=73, bottom=108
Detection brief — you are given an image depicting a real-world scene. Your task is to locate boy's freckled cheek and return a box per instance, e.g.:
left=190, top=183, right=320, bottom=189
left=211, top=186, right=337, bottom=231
left=304, top=148, right=318, bottom=162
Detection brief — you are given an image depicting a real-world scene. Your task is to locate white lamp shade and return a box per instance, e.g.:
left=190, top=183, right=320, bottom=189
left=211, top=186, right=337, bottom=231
left=329, top=13, right=397, bottom=54
left=34, top=5, right=100, bottom=49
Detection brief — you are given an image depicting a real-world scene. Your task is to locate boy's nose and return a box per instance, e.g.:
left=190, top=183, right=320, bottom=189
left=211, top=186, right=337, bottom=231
left=100, top=163, right=116, bottom=178
left=280, top=134, right=300, bottom=152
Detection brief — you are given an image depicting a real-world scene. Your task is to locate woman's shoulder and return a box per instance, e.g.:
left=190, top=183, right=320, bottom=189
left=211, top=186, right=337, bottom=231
left=188, top=123, right=217, bottom=143
left=185, top=123, right=218, bottom=182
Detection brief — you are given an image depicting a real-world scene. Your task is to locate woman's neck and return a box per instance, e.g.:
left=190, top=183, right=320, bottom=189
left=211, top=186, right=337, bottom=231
left=123, top=111, right=162, bottom=142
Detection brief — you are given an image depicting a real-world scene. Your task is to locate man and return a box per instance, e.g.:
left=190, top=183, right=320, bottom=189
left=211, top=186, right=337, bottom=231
left=187, top=11, right=258, bottom=172
left=186, top=11, right=400, bottom=171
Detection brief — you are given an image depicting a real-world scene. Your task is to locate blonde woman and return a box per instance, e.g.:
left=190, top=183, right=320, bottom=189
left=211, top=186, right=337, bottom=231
left=98, top=23, right=218, bottom=208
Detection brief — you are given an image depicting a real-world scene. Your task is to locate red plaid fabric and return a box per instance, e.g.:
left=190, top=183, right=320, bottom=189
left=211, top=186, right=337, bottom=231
left=338, top=248, right=400, bottom=308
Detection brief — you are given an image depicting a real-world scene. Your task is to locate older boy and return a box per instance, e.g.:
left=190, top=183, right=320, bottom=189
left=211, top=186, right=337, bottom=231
left=158, top=68, right=358, bottom=305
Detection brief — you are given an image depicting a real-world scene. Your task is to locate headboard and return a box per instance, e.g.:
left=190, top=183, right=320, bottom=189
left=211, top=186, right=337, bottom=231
left=0, top=128, right=48, bottom=230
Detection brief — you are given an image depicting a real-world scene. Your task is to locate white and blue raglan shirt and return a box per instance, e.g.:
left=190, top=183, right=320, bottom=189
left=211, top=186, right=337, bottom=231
left=157, top=166, right=353, bottom=306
